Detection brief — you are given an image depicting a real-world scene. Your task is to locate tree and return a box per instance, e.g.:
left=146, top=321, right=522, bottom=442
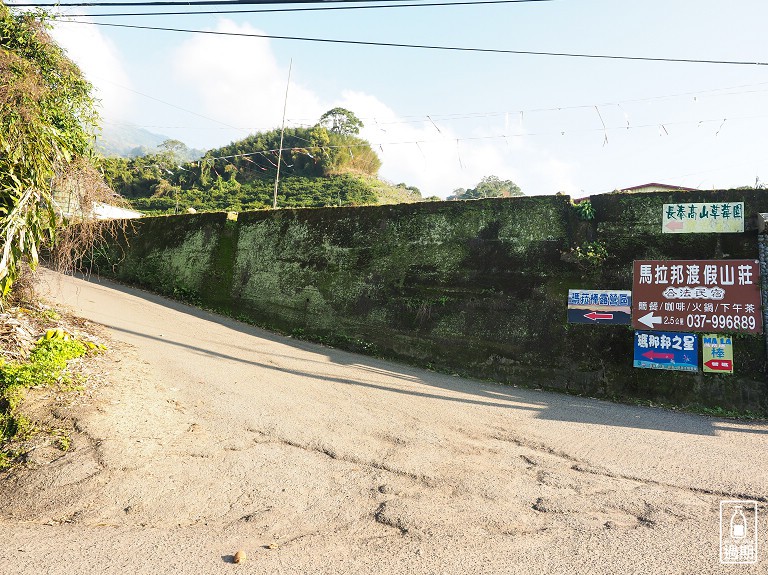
left=395, top=183, right=422, bottom=200
left=157, top=139, right=188, bottom=169
left=100, top=121, right=386, bottom=213
left=448, top=176, right=522, bottom=200
left=0, top=6, right=100, bottom=295
left=318, top=107, right=364, bottom=136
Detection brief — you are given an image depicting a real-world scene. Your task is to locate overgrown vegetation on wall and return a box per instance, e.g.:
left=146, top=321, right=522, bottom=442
left=90, top=190, right=768, bottom=415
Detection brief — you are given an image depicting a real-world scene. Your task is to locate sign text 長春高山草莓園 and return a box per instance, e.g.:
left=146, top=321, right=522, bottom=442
left=662, top=202, right=744, bottom=234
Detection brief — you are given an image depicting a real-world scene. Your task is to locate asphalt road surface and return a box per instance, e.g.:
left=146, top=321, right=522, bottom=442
left=1, top=270, right=766, bottom=574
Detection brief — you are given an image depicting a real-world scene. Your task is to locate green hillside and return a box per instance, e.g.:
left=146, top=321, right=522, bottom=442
left=99, top=110, right=425, bottom=214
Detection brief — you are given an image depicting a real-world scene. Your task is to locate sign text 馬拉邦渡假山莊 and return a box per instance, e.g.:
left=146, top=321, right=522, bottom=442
left=632, top=260, right=762, bottom=334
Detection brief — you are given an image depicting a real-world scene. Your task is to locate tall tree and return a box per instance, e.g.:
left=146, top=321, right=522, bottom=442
left=0, top=6, right=100, bottom=295
left=318, top=107, right=364, bottom=136
left=448, top=176, right=522, bottom=200
left=157, top=139, right=188, bottom=168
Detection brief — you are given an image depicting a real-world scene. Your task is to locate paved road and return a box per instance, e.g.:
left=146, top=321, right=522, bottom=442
left=1, top=270, right=766, bottom=574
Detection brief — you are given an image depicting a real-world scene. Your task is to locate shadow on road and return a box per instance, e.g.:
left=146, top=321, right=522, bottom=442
left=105, top=324, right=546, bottom=413
left=53, top=272, right=767, bottom=438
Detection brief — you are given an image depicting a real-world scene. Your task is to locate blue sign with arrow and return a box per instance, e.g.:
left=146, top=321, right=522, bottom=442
left=633, top=331, right=699, bottom=372
left=567, top=289, right=632, bottom=325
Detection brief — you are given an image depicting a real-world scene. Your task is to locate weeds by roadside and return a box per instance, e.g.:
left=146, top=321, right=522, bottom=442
left=0, top=304, right=107, bottom=470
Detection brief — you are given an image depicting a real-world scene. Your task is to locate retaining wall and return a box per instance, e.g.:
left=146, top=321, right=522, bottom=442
left=93, top=190, right=768, bottom=414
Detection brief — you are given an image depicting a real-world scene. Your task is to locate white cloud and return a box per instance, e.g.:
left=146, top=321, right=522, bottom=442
left=50, top=19, right=133, bottom=121
left=70, top=16, right=574, bottom=198
left=341, top=91, right=522, bottom=197
left=336, top=91, right=583, bottom=198
left=171, top=27, right=535, bottom=198
left=529, top=156, right=580, bottom=196
left=171, top=19, right=323, bottom=134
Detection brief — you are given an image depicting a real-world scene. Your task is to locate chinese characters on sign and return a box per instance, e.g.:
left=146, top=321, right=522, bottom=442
left=567, top=290, right=631, bottom=325
left=662, top=202, right=744, bottom=234
left=632, top=260, right=763, bottom=334
left=702, top=335, right=734, bottom=374
left=720, top=501, right=759, bottom=565
left=633, top=331, right=699, bottom=371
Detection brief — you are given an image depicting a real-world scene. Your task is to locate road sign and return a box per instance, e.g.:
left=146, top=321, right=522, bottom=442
left=662, top=202, right=745, bottom=234
left=632, top=260, right=763, bottom=334
left=567, top=290, right=631, bottom=325
left=702, top=334, right=734, bottom=374
left=633, top=331, right=699, bottom=372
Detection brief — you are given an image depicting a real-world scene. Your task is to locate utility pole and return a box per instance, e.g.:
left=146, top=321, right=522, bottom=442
left=273, top=59, right=292, bottom=210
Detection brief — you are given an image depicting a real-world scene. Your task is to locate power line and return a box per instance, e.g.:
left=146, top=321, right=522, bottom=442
left=96, top=68, right=768, bottom=130
left=57, top=19, right=768, bottom=66
left=286, top=81, right=768, bottom=127
left=91, top=76, right=249, bottom=131
left=51, top=0, right=553, bottom=18
left=9, top=0, right=551, bottom=7
left=98, top=80, right=768, bottom=133
left=188, top=112, right=768, bottom=163
left=102, top=121, right=245, bottom=129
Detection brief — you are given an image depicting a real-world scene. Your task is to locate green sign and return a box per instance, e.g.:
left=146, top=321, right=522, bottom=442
left=702, top=334, right=734, bottom=374
left=662, top=202, right=744, bottom=234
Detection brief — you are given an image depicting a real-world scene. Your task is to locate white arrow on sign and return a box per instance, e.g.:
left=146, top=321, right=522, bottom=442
left=638, top=312, right=662, bottom=328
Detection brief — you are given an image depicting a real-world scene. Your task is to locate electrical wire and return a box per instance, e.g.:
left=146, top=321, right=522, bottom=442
left=190, top=112, right=768, bottom=163
left=9, top=0, right=552, bottom=7
left=37, top=0, right=556, bottom=17
left=56, top=19, right=768, bottom=66
left=98, top=79, right=768, bottom=133
left=285, top=81, right=768, bottom=128
left=106, top=85, right=247, bottom=132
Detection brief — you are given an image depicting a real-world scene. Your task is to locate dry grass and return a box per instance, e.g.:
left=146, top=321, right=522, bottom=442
left=47, top=158, right=135, bottom=279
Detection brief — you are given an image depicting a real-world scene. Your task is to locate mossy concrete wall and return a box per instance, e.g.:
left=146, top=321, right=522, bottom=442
left=97, top=212, right=235, bottom=307
left=95, top=190, right=768, bottom=415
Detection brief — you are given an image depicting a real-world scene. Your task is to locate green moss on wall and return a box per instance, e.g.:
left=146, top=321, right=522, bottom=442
left=94, top=212, right=229, bottom=303
left=95, top=191, right=768, bottom=415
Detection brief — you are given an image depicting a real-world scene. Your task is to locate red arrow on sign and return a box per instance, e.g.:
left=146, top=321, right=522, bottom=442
left=705, top=359, right=733, bottom=371
left=642, top=350, right=675, bottom=361
left=584, top=311, right=614, bottom=321
left=665, top=220, right=684, bottom=231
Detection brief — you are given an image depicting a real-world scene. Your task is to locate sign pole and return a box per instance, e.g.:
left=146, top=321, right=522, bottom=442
left=759, top=234, right=768, bottom=359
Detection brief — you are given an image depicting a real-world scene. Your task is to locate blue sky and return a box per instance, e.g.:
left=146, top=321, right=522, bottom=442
left=23, top=0, right=768, bottom=197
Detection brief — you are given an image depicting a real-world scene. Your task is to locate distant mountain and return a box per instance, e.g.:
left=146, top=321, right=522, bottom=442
left=95, top=124, right=204, bottom=161
left=95, top=124, right=168, bottom=157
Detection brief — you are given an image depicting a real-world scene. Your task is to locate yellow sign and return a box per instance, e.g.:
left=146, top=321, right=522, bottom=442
left=662, top=202, right=744, bottom=234
left=702, top=334, right=734, bottom=374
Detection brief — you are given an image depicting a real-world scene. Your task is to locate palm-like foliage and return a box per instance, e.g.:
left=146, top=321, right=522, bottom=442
left=0, top=7, right=98, bottom=296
